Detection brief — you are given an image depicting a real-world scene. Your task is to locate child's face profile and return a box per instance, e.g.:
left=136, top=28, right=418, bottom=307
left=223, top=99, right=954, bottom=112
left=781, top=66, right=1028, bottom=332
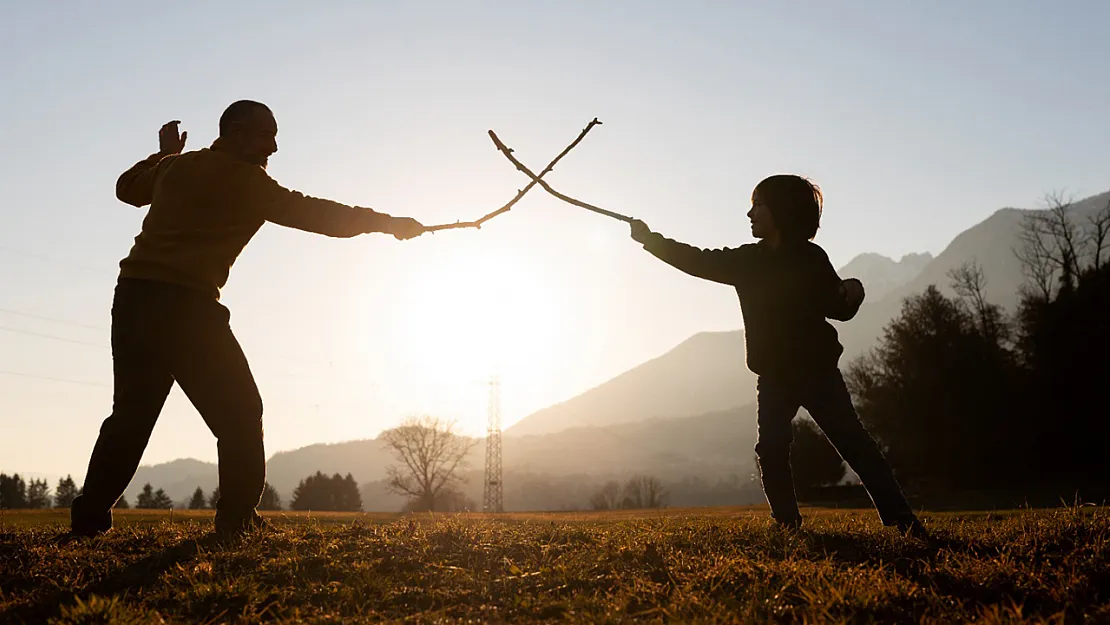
left=747, top=191, right=778, bottom=240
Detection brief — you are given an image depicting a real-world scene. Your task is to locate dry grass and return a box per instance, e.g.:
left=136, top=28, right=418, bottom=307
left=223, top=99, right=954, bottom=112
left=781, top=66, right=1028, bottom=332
left=1, top=505, right=1107, bottom=623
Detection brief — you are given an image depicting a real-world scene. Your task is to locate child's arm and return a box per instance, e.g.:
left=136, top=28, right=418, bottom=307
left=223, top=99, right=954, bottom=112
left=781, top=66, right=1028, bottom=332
left=837, top=279, right=865, bottom=319
left=630, top=220, right=749, bottom=285
left=810, top=245, right=865, bottom=320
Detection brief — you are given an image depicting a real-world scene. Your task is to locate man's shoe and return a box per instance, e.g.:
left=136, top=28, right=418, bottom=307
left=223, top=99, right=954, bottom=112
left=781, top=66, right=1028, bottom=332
left=69, top=495, right=113, bottom=538
left=214, top=510, right=270, bottom=539
left=775, top=515, right=803, bottom=531
left=896, top=517, right=929, bottom=540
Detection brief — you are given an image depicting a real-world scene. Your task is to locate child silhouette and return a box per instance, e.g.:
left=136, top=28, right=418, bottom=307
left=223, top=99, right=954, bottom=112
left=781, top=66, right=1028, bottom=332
left=630, top=174, right=924, bottom=536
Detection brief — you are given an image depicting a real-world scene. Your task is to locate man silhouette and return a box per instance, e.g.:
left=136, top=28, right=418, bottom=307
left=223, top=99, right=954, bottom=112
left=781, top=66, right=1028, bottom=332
left=70, top=100, right=425, bottom=537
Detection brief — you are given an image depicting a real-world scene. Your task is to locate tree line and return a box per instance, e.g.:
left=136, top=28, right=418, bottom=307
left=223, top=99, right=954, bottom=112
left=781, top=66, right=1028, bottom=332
left=842, top=195, right=1110, bottom=496
left=144, top=474, right=364, bottom=511
left=588, top=474, right=669, bottom=510
left=0, top=473, right=364, bottom=512
left=0, top=474, right=80, bottom=509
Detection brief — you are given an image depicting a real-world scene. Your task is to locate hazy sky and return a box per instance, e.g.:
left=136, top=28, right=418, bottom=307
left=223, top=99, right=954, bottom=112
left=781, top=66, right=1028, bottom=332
left=2, top=1, right=1108, bottom=479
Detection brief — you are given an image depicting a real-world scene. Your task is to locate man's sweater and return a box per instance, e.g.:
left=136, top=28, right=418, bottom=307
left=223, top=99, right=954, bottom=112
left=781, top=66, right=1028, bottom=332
left=115, top=144, right=395, bottom=299
left=640, top=233, right=862, bottom=376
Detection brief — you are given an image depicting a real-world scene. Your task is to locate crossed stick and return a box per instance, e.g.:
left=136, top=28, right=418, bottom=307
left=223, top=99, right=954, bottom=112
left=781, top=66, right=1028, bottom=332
left=486, top=130, right=635, bottom=224
left=422, top=117, right=604, bottom=232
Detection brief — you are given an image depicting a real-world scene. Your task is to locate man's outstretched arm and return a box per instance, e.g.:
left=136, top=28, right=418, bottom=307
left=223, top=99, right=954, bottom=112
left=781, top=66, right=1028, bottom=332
left=247, top=169, right=424, bottom=240
left=630, top=219, right=749, bottom=285
left=116, top=120, right=187, bottom=207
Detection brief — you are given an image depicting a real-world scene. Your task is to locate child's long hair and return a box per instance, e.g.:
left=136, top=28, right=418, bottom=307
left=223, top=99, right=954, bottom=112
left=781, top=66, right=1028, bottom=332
left=753, top=174, right=823, bottom=241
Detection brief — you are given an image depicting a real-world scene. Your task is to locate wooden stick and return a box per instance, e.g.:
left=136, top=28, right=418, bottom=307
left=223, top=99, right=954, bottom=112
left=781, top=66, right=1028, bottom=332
left=422, top=118, right=603, bottom=233
left=488, top=130, right=635, bottom=224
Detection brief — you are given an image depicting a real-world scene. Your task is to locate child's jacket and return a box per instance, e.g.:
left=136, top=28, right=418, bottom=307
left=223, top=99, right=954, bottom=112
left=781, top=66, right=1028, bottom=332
left=640, top=234, right=862, bottom=377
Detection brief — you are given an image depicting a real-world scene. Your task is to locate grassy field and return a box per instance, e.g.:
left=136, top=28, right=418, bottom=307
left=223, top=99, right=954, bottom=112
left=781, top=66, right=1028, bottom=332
left=1, top=505, right=1107, bottom=624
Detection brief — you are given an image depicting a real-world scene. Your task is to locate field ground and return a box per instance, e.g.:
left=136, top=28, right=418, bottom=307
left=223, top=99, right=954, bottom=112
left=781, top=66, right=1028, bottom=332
left=1, top=505, right=1107, bottom=624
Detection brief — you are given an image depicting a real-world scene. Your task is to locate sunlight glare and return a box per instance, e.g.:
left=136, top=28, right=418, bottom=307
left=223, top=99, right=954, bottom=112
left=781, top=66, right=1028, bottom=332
left=388, top=250, right=563, bottom=433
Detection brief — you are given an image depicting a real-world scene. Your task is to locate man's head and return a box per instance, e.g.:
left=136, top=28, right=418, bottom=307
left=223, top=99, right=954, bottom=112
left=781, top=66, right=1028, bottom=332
left=218, top=100, right=277, bottom=168
left=747, top=174, right=823, bottom=243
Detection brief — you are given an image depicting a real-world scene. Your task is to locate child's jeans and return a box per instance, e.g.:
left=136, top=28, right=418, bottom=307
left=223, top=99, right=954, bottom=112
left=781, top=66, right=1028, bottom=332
left=755, top=368, right=916, bottom=526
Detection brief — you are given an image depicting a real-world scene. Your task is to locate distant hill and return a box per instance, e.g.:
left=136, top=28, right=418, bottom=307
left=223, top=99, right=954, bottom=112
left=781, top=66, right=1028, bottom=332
left=507, top=331, right=752, bottom=437
left=838, top=190, right=1109, bottom=361
left=125, top=403, right=759, bottom=507
left=508, top=190, right=1110, bottom=436
left=126, top=458, right=218, bottom=505
left=502, top=403, right=756, bottom=480
left=127, top=442, right=391, bottom=506
left=264, top=439, right=395, bottom=500
left=838, top=252, right=933, bottom=302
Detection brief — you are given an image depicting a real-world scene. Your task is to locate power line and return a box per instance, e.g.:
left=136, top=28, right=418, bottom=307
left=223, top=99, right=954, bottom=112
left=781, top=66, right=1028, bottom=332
left=0, top=369, right=111, bottom=388
left=0, top=307, right=107, bottom=330
left=0, top=324, right=108, bottom=348
left=0, top=243, right=116, bottom=277
left=0, top=309, right=377, bottom=369
left=0, top=302, right=382, bottom=370
left=0, top=317, right=378, bottom=386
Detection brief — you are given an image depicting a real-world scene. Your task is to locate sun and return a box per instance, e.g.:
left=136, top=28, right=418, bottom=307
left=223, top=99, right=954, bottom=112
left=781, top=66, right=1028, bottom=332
left=382, top=249, right=563, bottom=434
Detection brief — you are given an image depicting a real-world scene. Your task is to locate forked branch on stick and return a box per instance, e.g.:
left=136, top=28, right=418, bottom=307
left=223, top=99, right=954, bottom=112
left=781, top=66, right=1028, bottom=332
left=488, top=130, right=635, bottom=223
left=422, top=117, right=603, bottom=232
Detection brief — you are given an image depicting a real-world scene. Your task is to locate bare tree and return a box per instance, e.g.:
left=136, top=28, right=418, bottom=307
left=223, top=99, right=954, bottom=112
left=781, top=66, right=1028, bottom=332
left=948, top=261, right=988, bottom=320
left=947, top=260, right=1008, bottom=343
left=1015, top=221, right=1057, bottom=300
left=1013, top=191, right=1107, bottom=298
left=1086, top=198, right=1110, bottom=271
left=381, top=416, right=478, bottom=512
left=589, top=480, right=622, bottom=510
left=620, top=474, right=668, bottom=509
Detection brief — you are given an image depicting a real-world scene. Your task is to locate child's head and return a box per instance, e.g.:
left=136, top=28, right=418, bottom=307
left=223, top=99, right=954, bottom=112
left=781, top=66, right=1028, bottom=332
left=748, top=174, right=823, bottom=242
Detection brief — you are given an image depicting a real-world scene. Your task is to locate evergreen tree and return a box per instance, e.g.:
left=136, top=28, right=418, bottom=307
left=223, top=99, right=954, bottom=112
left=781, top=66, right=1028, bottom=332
left=0, top=473, right=28, bottom=509
left=114, top=495, right=130, bottom=509
left=290, top=472, right=363, bottom=511
left=27, top=478, right=51, bottom=509
left=845, top=284, right=1023, bottom=490
left=259, top=482, right=283, bottom=511
left=136, top=483, right=155, bottom=508
left=291, top=471, right=332, bottom=511
left=1015, top=261, right=1110, bottom=484
left=188, top=487, right=207, bottom=510
left=208, top=487, right=220, bottom=509
left=338, top=474, right=363, bottom=512
left=53, top=475, right=78, bottom=508
left=151, top=488, right=173, bottom=509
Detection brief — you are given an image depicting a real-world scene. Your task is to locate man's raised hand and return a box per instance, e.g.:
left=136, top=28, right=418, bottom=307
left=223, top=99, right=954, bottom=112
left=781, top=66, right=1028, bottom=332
left=159, top=120, right=187, bottom=155
left=389, top=216, right=426, bottom=241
